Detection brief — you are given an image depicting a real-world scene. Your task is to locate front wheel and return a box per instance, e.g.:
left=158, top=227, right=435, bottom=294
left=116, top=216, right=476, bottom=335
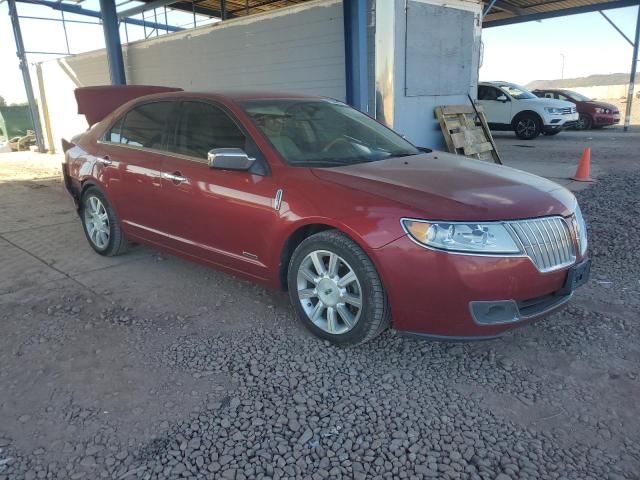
left=575, top=113, right=592, bottom=130
left=513, top=114, right=541, bottom=140
left=287, top=230, right=390, bottom=345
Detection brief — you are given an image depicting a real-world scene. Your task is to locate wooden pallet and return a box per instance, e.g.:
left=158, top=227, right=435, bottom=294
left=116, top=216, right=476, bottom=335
left=435, top=104, right=502, bottom=164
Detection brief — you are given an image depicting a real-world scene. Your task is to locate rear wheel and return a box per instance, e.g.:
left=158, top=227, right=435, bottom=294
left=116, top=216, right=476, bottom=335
left=576, top=113, right=592, bottom=130
left=287, top=230, right=390, bottom=345
left=513, top=114, right=541, bottom=140
left=80, top=187, right=128, bottom=256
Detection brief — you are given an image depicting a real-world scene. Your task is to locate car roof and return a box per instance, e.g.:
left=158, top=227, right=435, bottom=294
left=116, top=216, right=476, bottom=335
left=133, top=90, right=328, bottom=103
left=533, top=88, right=567, bottom=93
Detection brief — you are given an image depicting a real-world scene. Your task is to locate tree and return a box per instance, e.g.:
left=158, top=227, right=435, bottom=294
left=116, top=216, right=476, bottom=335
left=0, top=95, right=6, bottom=107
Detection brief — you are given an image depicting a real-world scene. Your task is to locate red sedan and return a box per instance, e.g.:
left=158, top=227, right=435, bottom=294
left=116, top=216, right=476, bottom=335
left=533, top=89, right=620, bottom=130
left=62, top=86, right=590, bottom=344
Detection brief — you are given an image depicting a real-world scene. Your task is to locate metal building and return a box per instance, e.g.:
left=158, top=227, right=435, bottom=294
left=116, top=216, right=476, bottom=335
left=6, top=0, right=639, bottom=153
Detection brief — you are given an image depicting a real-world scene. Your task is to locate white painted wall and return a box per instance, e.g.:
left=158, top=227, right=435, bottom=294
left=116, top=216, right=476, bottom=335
left=35, top=0, right=481, bottom=154
left=35, top=0, right=346, bottom=152
left=374, top=0, right=482, bottom=150
left=565, top=84, right=629, bottom=100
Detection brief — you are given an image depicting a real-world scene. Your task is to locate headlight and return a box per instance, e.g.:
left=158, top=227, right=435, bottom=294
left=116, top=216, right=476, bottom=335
left=594, top=107, right=605, bottom=114
left=573, top=205, right=588, bottom=256
left=544, top=107, right=563, bottom=114
left=401, top=219, right=521, bottom=254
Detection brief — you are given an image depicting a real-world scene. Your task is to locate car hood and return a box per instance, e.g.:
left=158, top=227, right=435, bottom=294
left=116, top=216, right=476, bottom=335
left=582, top=100, right=619, bottom=111
left=517, top=97, right=575, bottom=109
left=311, top=152, right=577, bottom=221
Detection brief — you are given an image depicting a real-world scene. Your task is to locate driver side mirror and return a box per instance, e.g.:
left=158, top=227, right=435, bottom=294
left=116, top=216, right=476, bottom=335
left=496, top=95, right=509, bottom=103
left=207, top=148, right=255, bottom=171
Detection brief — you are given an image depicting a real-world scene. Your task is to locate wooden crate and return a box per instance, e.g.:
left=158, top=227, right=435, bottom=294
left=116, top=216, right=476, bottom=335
left=435, top=104, right=502, bottom=164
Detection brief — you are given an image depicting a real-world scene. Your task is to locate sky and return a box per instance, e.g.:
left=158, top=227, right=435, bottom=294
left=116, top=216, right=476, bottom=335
left=480, top=6, right=638, bottom=86
left=0, top=1, right=638, bottom=104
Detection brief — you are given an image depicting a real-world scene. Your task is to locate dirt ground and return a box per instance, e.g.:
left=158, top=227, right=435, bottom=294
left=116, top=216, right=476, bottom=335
left=0, top=127, right=639, bottom=479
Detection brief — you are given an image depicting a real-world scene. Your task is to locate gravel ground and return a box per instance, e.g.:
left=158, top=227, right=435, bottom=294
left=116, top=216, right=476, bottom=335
left=1, top=152, right=639, bottom=479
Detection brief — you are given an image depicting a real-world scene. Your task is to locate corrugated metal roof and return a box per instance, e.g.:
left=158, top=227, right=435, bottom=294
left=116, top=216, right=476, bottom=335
left=483, top=0, right=639, bottom=27
left=130, top=0, right=636, bottom=28
left=134, top=0, right=313, bottom=21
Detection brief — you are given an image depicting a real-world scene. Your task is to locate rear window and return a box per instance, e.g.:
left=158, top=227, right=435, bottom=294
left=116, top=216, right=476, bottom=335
left=117, top=102, right=173, bottom=149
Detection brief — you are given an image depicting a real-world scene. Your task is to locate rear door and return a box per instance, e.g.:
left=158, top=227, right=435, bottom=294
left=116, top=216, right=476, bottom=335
left=477, top=85, right=513, bottom=125
left=96, top=100, right=176, bottom=239
left=156, top=100, right=278, bottom=280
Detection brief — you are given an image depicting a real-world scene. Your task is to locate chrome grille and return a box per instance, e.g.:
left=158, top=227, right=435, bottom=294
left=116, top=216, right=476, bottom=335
left=508, top=217, right=576, bottom=272
left=560, top=107, right=576, bottom=115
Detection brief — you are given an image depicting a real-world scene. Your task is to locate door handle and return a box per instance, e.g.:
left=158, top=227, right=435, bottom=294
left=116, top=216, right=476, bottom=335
left=162, top=171, right=187, bottom=184
left=97, top=155, right=112, bottom=166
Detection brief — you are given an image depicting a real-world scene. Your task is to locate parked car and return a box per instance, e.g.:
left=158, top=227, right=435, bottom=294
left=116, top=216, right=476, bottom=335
left=478, top=81, right=578, bottom=139
left=62, top=86, right=590, bottom=345
left=532, top=89, right=620, bottom=130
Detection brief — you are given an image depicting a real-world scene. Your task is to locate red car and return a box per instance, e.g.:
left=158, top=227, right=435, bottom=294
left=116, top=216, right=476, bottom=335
left=533, top=89, right=620, bottom=130
left=62, top=86, right=590, bottom=345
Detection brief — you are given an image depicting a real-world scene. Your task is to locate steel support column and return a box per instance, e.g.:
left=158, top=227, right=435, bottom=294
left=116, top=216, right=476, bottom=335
left=343, top=0, right=368, bottom=112
left=99, top=0, right=126, bottom=85
left=624, top=6, right=640, bottom=132
left=7, top=0, right=45, bottom=152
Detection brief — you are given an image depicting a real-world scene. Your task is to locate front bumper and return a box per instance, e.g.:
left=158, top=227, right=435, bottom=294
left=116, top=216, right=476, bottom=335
left=593, top=113, right=620, bottom=126
left=542, top=111, right=579, bottom=131
left=375, top=235, right=588, bottom=339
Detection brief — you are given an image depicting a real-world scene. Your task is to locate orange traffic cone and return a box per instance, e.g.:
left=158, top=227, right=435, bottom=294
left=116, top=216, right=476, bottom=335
left=571, top=147, right=595, bottom=182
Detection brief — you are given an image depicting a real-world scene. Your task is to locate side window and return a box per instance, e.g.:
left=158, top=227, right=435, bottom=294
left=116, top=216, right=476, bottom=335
left=172, top=101, right=246, bottom=160
left=106, top=117, right=123, bottom=143
left=120, top=102, right=173, bottom=149
left=557, top=93, right=569, bottom=101
left=478, top=86, right=500, bottom=101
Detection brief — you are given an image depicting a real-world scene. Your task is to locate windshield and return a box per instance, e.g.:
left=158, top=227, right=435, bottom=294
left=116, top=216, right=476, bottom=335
left=565, top=91, right=591, bottom=102
left=239, top=99, right=420, bottom=167
left=497, top=84, right=537, bottom=100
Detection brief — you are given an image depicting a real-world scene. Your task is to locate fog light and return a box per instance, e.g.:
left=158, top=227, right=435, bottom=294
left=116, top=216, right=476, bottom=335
left=470, top=301, right=520, bottom=325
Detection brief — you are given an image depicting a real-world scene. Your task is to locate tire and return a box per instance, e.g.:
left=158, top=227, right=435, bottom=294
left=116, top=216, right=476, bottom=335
left=287, top=230, right=390, bottom=345
left=575, top=113, right=592, bottom=130
left=513, top=113, right=541, bottom=140
left=80, top=186, right=128, bottom=256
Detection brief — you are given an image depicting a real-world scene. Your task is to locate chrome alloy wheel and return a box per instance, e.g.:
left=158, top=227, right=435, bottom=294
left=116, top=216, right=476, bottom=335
left=84, top=195, right=110, bottom=250
left=516, top=118, right=537, bottom=138
left=296, top=250, right=363, bottom=335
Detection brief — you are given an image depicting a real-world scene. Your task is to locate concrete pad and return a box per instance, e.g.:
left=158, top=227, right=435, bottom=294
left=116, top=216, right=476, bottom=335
left=0, top=237, right=65, bottom=296
left=0, top=179, right=76, bottom=234
left=493, top=127, right=639, bottom=191
left=3, top=220, right=151, bottom=277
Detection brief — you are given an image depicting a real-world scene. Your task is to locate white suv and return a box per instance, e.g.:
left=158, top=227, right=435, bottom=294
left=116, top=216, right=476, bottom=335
left=477, top=81, right=578, bottom=140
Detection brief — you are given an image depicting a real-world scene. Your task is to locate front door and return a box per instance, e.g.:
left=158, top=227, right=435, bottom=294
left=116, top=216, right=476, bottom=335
left=156, top=100, right=279, bottom=281
left=477, top=85, right=513, bottom=126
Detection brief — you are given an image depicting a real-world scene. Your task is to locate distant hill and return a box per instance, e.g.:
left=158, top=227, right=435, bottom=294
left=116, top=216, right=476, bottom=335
left=526, top=73, right=639, bottom=89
